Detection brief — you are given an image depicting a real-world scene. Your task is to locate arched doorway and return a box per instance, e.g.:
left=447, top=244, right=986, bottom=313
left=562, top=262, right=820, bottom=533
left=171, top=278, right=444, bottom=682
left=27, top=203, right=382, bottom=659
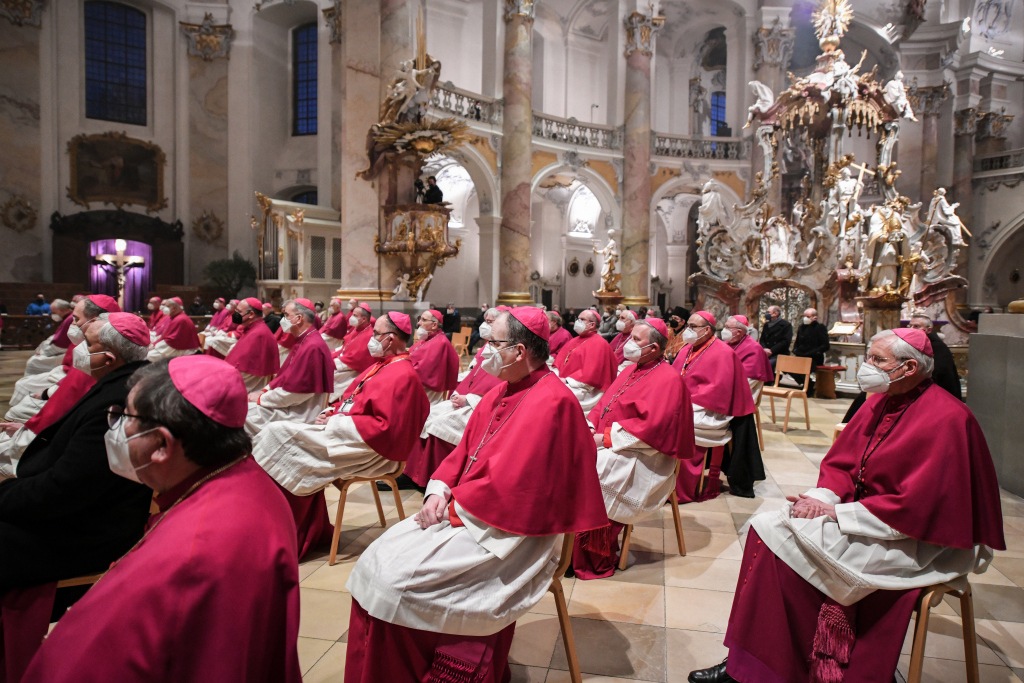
left=745, top=279, right=818, bottom=331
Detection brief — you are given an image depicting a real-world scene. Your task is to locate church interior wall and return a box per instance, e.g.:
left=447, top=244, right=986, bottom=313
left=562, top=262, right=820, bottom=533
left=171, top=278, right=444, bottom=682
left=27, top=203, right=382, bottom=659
left=426, top=0, right=485, bottom=94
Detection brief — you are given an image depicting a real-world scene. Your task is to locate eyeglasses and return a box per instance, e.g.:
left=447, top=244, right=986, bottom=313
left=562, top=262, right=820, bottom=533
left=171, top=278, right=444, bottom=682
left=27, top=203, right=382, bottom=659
left=372, top=331, right=393, bottom=340
left=863, top=354, right=896, bottom=367
left=107, top=405, right=157, bottom=430
left=486, top=339, right=515, bottom=349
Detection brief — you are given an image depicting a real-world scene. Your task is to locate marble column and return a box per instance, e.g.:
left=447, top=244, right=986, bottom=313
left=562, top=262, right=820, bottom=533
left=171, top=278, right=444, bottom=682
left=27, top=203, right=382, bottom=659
left=475, top=215, right=501, bottom=306
left=180, top=13, right=232, bottom=283
left=909, top=84, right=950, bottom=201
left=496, top=0, right=535, bottom=305
left=952, top=108, right=977, bottom=229
left=620, top=8, right=663, bottom=306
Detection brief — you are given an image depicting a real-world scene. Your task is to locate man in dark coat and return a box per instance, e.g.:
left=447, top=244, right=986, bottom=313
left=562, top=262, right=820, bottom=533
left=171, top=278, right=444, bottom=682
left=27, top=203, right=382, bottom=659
left=758, top=305, right=793, bottom=371
left=791, top=307, right=830, bottom=395
left=0, top=314, right=153, bottom=590
left=908, top=315, right=962, bottom=401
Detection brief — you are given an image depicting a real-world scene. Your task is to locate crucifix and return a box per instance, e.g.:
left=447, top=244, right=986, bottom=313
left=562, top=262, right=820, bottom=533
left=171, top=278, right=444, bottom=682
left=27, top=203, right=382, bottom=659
left=94, top=239, right=145, bottom=310
left=845, top=161, right=875, bottom=235
left=463, top=453, right=479, bottom=474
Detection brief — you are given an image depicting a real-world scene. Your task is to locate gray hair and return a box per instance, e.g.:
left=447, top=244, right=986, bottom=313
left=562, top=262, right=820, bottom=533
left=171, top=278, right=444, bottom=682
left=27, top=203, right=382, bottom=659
left=483, top=307, right=500, bottom=319
left=98, top=318, right=148, bottom=362
left=82, top=298, right=107, bottom=318
left=284, top=299, right=317, bottom=323
left=51, top=298, right=71, bottom=312
left=909, top=314, right=934, bottom=331
left=870, top=330, right=934, bottom=377
left=635, top=320, right=667, bottom=352
left=502, top=312, right=549, bottom=363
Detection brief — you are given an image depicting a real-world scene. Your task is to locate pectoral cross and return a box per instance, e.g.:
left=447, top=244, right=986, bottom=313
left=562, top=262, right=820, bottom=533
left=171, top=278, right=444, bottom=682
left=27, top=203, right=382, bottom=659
left=463, top=454, right=478, bottom=474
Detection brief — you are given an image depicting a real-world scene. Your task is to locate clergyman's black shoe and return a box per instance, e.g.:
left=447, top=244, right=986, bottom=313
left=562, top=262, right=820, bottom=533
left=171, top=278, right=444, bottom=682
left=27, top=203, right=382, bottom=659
left=687, top=659, right=736, bottom=683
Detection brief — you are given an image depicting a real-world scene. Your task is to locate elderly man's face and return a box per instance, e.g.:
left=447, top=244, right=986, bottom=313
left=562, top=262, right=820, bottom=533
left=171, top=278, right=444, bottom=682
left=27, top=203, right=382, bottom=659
left=72, top=300, right=94, bottom=329
left=908, top=318, right=932, bottom=332
left=724, top=320, right=747, bottom=343
left=352, top=308, right=369, bottom=326
left=81, top=321, right=115, bottom=376
left=418, top=312, right=438, bottom=332
left=548, top=317, right=559, bottom=333
left=618, top=312, right=634, bottom=330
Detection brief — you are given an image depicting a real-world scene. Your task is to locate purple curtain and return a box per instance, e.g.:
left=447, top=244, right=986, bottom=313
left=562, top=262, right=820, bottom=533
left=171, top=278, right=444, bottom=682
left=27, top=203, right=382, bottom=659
left=89, top=239, right=152, bottom=314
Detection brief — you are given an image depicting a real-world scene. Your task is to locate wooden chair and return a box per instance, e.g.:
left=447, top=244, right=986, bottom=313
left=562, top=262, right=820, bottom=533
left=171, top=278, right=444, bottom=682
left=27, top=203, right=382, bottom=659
left=907, top=582, right=979, bottom=683
left=327, top=463, right=407, bottom=566
left=754, top=388, right=765, bottom=451
left=550, top=533, right=582, bottom=683
left=451, top=332, right=470, bottom=358
left=460, top=325, right=473, bottom=338
left=56, top=574, right=104, bottom=589
left=761, top=355, right=813, bottom=432
left=619, top=461, right=687, bottom=571
left=832, top=422, right=846, bottom=443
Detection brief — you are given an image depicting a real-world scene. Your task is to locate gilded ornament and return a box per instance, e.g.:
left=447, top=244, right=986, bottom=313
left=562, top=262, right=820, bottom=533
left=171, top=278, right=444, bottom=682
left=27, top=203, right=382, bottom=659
left=179, top=13, right=233, bottom=61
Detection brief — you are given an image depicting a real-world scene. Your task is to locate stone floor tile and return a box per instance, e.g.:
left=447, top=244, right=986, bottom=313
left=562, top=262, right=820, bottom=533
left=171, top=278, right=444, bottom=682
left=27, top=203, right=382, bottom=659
left=549, top=618, right=666, bottom=682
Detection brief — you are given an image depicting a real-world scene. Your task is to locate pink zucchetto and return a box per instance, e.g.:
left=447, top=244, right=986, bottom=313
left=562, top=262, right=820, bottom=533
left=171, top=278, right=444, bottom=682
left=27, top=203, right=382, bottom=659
left=106, top=312, right=149, bottom=347
left=509, top=307, right=550, bottom=341
left=892, top=327, right=934, bottom=357
left=427, top=309, right=443, bottom=325
left=168, top=356, right=248, bottom=429
left=639, top=317, right=669, bottom=339
left=87, top=294, right=120, bottom=313
left=215, top=297, right=226, bottom=304
left=261, top=303, right=273, bottom=312
left=356, top=301, right=373, bottom=315
left=696, top=310, right=717, bottom=327
left=496, top=305, right=512, bottom=312
left=294, top=298, right=315, bottom=312
left=244, top=297, right=262, bottom=311
left=387, top=311, right=413, bottom=335
left=169, top=297, right=183, bottom=307
left=732, top=315, right=749, bottom=327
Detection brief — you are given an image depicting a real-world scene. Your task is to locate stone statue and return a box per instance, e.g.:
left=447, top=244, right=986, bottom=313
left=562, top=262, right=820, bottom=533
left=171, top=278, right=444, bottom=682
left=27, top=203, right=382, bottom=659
left=393, top=273, right=413, bottom=301
left=927, top=188, right=967, bottom=246
left=864, top=198, right=912, bottom=294
left=745, top=81, right=774, bottom=128
left=824, top=166, right=863, bottom=235
left=379, top=58, right=442, bottom=126
left=593, top=229, right=621, bottom=293
left=690, top=78, right=708, bottom=136
left=697, top=179, right=729, bottom=237
left=883, top=70, right=918, bottom=121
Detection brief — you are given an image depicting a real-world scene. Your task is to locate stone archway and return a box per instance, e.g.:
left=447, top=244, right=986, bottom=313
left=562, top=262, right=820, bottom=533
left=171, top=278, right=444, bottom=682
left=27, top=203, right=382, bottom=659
left=744, top=279, right=819, bottom=329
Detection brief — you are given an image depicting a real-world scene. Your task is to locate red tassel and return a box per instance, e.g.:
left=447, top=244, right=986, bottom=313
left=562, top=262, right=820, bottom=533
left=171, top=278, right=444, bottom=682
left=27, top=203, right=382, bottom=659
left=578, top=525, right=617, bottom=560
left=810, top=600, right=856, bottom=683
left=430, top=651, right=477, bottom=683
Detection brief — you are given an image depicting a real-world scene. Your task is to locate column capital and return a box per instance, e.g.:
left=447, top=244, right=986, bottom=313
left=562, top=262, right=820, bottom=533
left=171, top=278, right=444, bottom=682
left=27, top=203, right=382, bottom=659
left=179, top=13, right=234, bottom=61
left=503, top=0, right=535, bottom=24
left=0, top=0, right=43, bottom=27
left=976, top=109, right=1014, bottom=141
left=322, top=0, right=342, bottom=44
left=752, top=18, right=795, bottom=71
left=907, top=80, right=950, bottom=117
left=954, top=107, right=978, bottom=136
left=623, top=9, right=665, bottom=59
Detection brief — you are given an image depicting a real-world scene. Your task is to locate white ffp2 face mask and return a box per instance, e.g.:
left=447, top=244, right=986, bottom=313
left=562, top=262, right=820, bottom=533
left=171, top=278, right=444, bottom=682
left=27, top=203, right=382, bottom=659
left=415, top=327, right=428, bottom=340
left=720, top=328, right=733, bottom=342
left=682, top=328, right=699, bottom=345
left=160, top=306, right=171, bottom=316
left=279, top=317, right=294, bottom=334
left=615, top=319, right=626, bottom=332
left=105, top=424, right=160, bottom=484
left=857, top=361, right=907, bottom=393
left=478, top=322, right=493, bottom=340
left=573, top=319, right=587, bottom=335
left=623, top=340, right=651, bottom=362
left=367, top=335, right=388, bottom=358
left=482, top=345, right=515, bottom=376
left=349, top=315, right=360, bottom=327
left=67, top=323, right=85, bottom=346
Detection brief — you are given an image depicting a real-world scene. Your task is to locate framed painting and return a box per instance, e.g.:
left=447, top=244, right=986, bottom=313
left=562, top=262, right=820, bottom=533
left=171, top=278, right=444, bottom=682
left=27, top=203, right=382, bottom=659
left=67, top=132, right=167, bottom=213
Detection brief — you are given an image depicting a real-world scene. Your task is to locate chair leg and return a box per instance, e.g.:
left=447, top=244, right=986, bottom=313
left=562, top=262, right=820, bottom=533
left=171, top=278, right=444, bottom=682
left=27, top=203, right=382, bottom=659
left=802, top=395, right=810, bottom=430
left=369, top=483, right=387, bottom=527
left=769, top=396, right=776, bottom=422
left=328, top=481, right=353, bottom=566
left=907, top=589, right=938, bottom=683
left=959, top=589, right=980, bottom=683
left=386, top=477, right=407, bottom=521
left=670, top=493, right=687, bottom=556
left=782, top=397, right=792, bottom=433
left=618, top=525, right=633, bottom=571
left=550, top=580, right=582, bottom=683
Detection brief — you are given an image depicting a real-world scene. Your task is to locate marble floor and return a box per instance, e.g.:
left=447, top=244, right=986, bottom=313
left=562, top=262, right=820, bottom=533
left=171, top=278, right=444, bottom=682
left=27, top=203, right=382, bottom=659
left=3, top=350, right=1024, bottom=682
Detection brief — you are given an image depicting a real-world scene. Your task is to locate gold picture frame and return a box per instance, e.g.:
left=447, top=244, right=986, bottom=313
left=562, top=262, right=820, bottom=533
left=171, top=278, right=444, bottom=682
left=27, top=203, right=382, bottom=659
left=67, top=132, right=167, bottom=213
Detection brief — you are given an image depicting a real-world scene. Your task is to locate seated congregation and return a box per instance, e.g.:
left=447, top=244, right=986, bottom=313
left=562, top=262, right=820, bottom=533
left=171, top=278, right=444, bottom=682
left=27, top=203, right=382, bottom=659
left=0, top=296, right=1005, bottom=683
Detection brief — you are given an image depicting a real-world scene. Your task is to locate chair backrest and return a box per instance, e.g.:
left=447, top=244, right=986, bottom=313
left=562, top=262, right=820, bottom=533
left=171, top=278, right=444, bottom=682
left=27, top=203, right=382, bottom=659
left=451, top=332, right=466, bottom=347
left=461, top=326, right=472, bottom=337
left=773, top=355, right=813, bottom=390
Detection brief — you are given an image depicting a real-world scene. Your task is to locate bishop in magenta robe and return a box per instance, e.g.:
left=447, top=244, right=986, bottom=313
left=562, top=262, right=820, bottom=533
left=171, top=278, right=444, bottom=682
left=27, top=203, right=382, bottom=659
left=573, top=318, right=695, bottom=579
left=344, top=308, right=607, bottom=683
left=222, top=298, right=280, bottom=392
left=671, top=311, right=760, bottom=502
left=724, top=314, right=774, bottom=401
left=552, top=308, right=618, bottom=413
left=689, top=328, right=1005, bottom=683
left=148, top=298, right=200, bottom=361
left=328, top=301, right=375, bottom=400
left=547, top=310, right=573, bottom=356
left=253, top=312, right=428, bottom=560
left=22, top=356, right=301, bottom=683
left=409, top=309, right=460, bottom=403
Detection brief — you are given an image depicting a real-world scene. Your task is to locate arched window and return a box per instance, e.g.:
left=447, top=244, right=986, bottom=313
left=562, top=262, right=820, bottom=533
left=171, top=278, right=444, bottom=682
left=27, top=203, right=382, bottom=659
left=292, top=23, right=318, bottom=136
left=710, top=91, right=727, bottom=136
left=291, top=189, right=318, bottom=206
left=84, top=1, right=147, bottom=125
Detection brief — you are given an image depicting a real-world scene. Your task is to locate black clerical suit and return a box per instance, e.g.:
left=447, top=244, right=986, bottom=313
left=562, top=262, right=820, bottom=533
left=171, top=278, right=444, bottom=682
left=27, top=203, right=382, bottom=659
left=928, top=331, right=962, bottom=401
left=791, top=320, right=830, bottom=393
left=759, top=316, right=793, bottom=370
left=0, top=361, right=152, bottom=590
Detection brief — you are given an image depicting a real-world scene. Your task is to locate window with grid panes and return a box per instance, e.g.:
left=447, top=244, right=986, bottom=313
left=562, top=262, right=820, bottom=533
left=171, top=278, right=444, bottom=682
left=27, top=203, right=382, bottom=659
left=292, top=23, right=318, bottom=136
left=84, top=1, right=147, bottom=125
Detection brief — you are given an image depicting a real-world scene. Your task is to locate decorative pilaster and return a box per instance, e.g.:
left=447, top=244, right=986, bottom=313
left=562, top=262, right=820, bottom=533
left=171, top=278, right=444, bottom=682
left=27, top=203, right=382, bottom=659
left=0, top=0, right=44, bottom=27
left=908, top=82, right=950, bottom=201
left=752, top=19, right=795, bottom=72
left=179, top=13, right=234, bottom=61
left=952, top=107, right=978, bottom=228
left=619, top=8, right=663, bottom=306
left=496, top=0, right=536, bottom=305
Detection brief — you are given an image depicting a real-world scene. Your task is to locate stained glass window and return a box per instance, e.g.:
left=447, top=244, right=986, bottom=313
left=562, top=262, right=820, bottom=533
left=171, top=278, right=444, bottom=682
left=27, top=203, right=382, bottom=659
left=710, top=91, right=727, bottom=136
left=85, top=1, right=147, bottom=125
left=293, top=23, right=318, bottom=136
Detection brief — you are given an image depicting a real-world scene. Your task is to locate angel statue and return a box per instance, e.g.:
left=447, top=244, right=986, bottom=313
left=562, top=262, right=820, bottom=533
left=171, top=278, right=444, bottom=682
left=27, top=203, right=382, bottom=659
left=378, top=57, right=442, bottom=126
left=697, top=179, right=730, bottom=238
left=883, top=71, right=918, bottom=121
left=393, top=272, right=413, bottom=301
left=593, top=229, right=621, bottom=294
left=745, top=81, right=774, bottom=128
left=927, top=188, right=969, bottom=246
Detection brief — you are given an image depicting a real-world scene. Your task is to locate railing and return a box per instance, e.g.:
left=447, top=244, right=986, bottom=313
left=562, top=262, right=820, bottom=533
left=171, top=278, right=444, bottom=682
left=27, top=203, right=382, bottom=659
left=431, top=82, right=752, bottom=159
left=532, top=112, right=622, bottom=150
left=652, top=133, right=750, bottom=161
left=431, top=82, right=502, bottom=125
left=974, top=148, right=1024, bottom=174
